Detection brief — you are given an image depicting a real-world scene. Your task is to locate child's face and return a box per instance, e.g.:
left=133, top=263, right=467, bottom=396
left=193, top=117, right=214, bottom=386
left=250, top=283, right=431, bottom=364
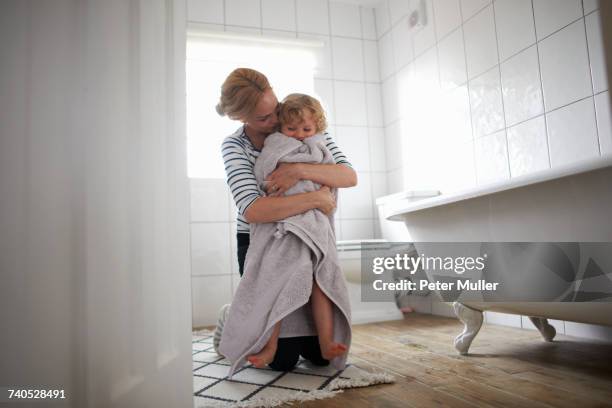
left=280, top=111, right=317, bottom=141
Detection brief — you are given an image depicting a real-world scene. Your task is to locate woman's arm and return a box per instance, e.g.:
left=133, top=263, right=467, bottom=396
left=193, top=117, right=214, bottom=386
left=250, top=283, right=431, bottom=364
left=298, top=163, right=357, bottom=187
left=266, top=163, right=356, bottom=195
left=244, top=186, right=335, bottom=223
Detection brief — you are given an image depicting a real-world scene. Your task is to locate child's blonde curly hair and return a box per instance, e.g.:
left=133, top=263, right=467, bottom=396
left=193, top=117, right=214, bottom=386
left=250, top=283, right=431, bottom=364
left=278, top=93, right=327, bottom=133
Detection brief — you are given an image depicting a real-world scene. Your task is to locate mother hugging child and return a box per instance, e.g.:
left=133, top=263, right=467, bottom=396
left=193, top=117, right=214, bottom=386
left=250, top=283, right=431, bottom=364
left=212, top=68, right=357, bottom=377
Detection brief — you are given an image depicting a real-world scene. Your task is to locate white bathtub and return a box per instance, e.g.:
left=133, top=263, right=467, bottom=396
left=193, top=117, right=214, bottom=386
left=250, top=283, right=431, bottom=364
left=386, top=156, right=612, bottom=354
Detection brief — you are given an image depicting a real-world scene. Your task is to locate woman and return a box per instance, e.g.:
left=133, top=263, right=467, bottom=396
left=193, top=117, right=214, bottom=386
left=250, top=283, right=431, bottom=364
left=214, top=68, right=357, bottom=371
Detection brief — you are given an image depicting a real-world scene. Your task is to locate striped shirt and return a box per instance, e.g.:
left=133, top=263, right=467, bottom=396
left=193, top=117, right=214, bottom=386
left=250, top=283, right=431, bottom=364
left=221, top=125, right=352, bottom=233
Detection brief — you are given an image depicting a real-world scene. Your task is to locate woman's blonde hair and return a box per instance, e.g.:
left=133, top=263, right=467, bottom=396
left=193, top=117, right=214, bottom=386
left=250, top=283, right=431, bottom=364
left=216, top=68, right=271, bottom=120
left=278, top=93, right=327, bottom=133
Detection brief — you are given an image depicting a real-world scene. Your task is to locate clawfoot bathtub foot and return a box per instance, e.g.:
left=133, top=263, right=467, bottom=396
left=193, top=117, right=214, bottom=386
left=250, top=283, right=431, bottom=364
left=453, top=302, right=483, bottom=355
left=529, top=317, right=556, bottom=342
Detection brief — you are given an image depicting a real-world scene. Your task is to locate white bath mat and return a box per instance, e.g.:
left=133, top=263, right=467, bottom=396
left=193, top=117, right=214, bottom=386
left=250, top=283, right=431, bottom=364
left=192, top=330, right=395, bottom=408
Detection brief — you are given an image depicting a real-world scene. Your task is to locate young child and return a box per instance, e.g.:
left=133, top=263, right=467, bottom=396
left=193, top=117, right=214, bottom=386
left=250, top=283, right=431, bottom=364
left=247, top=93, right=348, bottom=368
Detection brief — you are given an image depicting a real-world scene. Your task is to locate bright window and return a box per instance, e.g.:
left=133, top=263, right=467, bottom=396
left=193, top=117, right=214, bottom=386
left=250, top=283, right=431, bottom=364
left=186, top=30, right=320, bottom=178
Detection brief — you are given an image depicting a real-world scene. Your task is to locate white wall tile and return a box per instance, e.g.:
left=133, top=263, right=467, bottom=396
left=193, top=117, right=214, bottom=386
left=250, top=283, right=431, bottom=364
left=500, top=45, right=544, bottom=126
left=375, top=0, right=392, bottom=37
left=340, top=219, right=375, bottom=240
left=334, top=81, right=368, bottom=126
left=188, top=0, right=224, bottom=24
left=370, top=171, right=388, bottom=206
left=363, top=40, right=381, bottom=82
left=191, top=179, right=230, bottom=222
left=388, top=0, right=411, bottom=26
left=368, top=127, right=387, bottom=172
left=192, top=275, right=232, bottom=326
left=583, top=0, right=600, bottom=15
left=413, top=0, right=437, bottom=56
left=378, top=30, right=395, bottom=80
left=361, top=7, right=377, bottom=40
left=441, top=85, right=473, bottom=143
left=296, top=0, right=329, bottom=35
left=469, top=66, right=504, bottom=137
left=330, top=1, right=362, bottom=38
left=546, top=97, right=599, bottom=167
left=533, top=0, right=582, bottom=40
left=262, top=29, right=296, bottom=38
left=507, top=115, right=550, bottom=177
left=365, top=83, right=384, bottom=127
left=387, top=168, right=404, bottom=193
left=595, top=91, right=611, bottom=155
left=336, top=126, right=371, bottom=172
left=474, top=130, right=510, bottom=184
left=373, top=219, right=382, bottom=238
left=191, top=223, right=231, bottom=276
left=538, top=20, right=592, bottom=112
left=332, top=37, right=364, bottom=81
left=521, top=316, right=565, bottom=334
left=494, top=0, right=536, bottom=62
left=313, top=78, right=335, bottom=125
left=437, top=139, right=477, bottom=192
left=391, top=15, right=415, bottom=71
left=414, top=47, right=440, bottom=95
left=463, top=4, right=498, bottom=79
left=299, top=33, right=333, bottom=79
left=225, top=0, right=261, bottom=28
left=262, top=0, right=296, bottom=31
left=225, top=25, right=261, bottom=35
left=565, top=321, right=612, bottom=342
left=460, top=0, right=491, bottom=21
left=396, top=63, right=416, bottom=120
left=433, top=0, right=461, bottom=40
left=192, top=22, right=225, bottom=31
left=485, top=311, right=522, bottom=328
left=586, top=11, right=608, bottom=94
left=385, top=121, right=403, bottom=171
left=438, top=27, right=467, bottom=91
left=381, top=75, right=399, bottom=126
left=339, top=172, right=373, bottom=219
left=266, top=28, right=297, bottom=37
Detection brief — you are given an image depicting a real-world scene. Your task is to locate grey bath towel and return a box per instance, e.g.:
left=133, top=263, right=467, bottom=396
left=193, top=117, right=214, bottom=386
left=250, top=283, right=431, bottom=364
left=219, top=132, right=352, bottom=377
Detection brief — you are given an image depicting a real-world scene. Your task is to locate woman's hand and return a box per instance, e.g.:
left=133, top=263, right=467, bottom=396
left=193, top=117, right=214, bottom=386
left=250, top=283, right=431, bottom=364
left=315, top=186, right=336, bottom=215
left=265, top=163, right=303, bottom=196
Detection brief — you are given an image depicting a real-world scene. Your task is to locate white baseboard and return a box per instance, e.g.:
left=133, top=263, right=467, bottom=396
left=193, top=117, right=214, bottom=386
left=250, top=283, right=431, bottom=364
left=351, top=307, right=403, bottom=325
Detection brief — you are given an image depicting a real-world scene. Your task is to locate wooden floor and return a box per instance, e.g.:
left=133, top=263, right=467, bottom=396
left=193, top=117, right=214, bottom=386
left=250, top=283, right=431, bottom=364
left=300, top=314, right=612, bottom=408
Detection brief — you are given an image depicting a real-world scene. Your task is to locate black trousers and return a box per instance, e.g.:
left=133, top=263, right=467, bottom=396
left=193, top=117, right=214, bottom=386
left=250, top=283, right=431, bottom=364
left=236, top=233, right=329, bottom=371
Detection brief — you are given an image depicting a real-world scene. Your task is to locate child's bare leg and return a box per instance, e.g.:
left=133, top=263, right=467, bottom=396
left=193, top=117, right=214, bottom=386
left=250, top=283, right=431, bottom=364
left=247, top=321, right=281, bottom=368
left=311, top=280, right=347, bottom=360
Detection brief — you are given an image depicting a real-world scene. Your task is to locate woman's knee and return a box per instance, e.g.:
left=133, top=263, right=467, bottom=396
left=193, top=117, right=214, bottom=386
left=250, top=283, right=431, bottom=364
left=268, top=338, right=300, bottom=371
left=268, top=352, right=299, bottom=371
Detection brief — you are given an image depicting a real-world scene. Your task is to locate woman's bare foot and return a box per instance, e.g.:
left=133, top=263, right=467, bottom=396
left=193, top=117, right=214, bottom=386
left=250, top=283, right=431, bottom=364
left=320, top=342, right=347, bottom=360
left=247, top=346, right=277, bottom=368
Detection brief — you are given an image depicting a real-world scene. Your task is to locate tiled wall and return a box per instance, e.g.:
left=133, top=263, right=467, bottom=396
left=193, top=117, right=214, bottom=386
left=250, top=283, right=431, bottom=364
left=375, top=0, right=610, bottom=194
left=381, top=0, right=611, bottom=340
left=188, top=0, right=385, bottom=326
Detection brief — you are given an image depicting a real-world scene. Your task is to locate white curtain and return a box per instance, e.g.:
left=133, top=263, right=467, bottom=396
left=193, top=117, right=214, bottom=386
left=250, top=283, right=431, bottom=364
left=0, top=1, right=192, bottom=407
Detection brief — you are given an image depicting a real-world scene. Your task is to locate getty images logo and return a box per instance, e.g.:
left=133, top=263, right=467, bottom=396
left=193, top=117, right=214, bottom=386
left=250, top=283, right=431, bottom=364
left=372, top=253, right=488, bottom=275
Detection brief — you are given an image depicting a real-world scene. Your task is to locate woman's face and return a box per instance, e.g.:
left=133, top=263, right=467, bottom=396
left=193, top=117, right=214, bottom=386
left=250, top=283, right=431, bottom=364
left=244, top=88, right=279, bottom=135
